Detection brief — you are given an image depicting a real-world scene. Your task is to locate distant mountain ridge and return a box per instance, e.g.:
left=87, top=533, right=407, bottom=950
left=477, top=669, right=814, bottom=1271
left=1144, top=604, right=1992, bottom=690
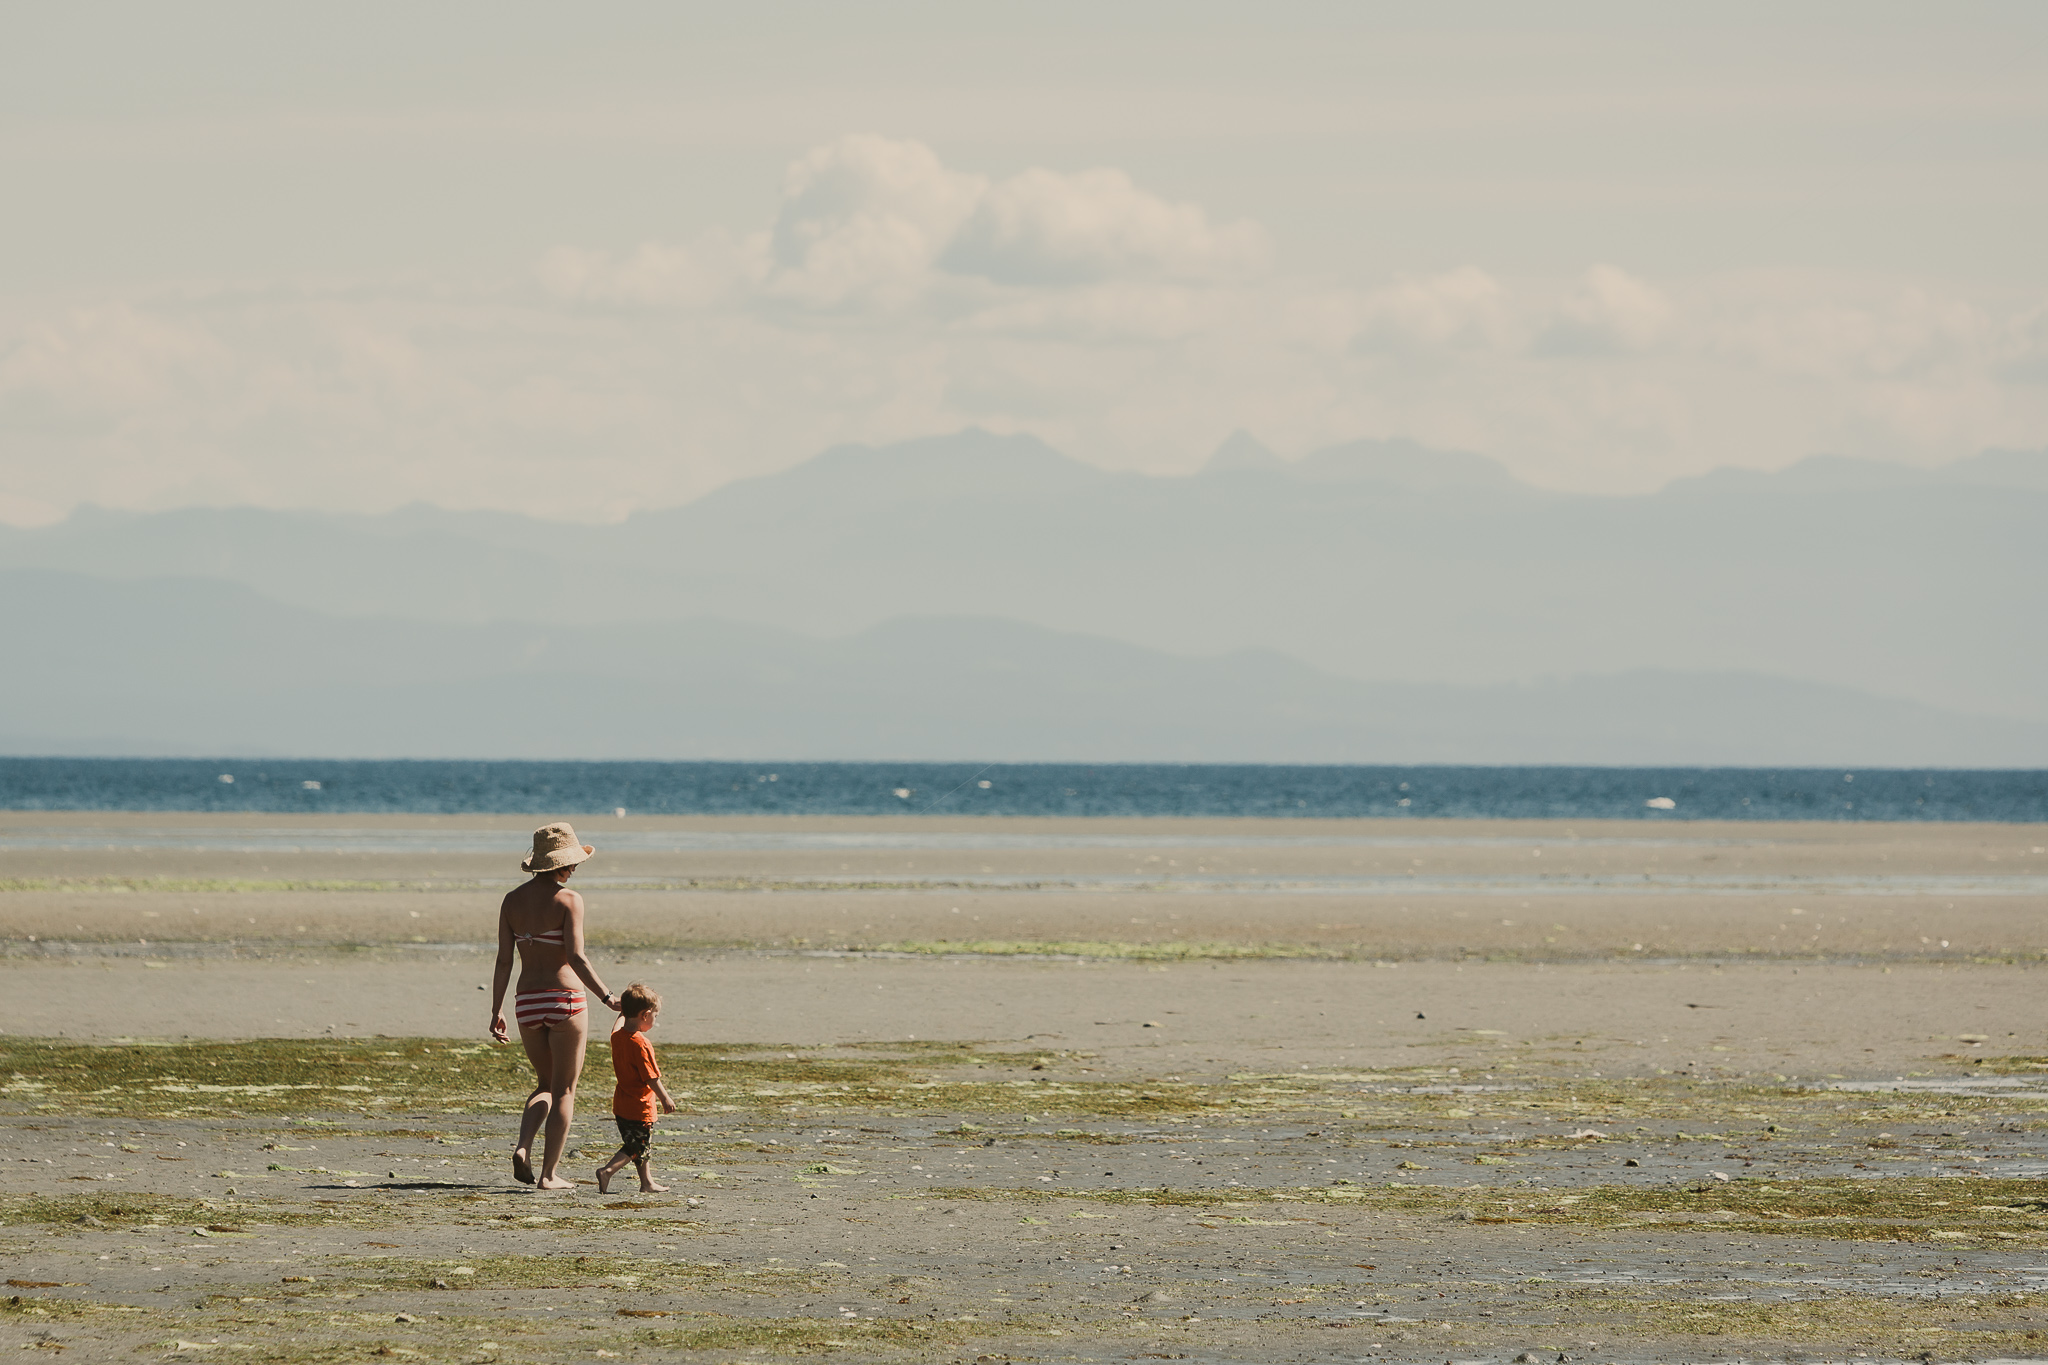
left=1204, top=434, right=1529, bottom=492
left=7, top=568, right=2041, bottom=765
left=1662, top=447, right=2048, bottom=496
left=5, top=431, right=2044, bottom=739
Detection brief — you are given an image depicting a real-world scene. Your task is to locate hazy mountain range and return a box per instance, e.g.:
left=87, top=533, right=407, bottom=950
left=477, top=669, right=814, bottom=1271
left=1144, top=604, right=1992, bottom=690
left=7, top=569, right=2044, bottom=764
left=3, top=430, right=2043, bottom=763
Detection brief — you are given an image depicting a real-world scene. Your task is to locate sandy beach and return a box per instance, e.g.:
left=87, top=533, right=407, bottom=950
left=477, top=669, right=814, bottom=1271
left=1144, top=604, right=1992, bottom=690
left=4, top=812, right=2047, bottom=1363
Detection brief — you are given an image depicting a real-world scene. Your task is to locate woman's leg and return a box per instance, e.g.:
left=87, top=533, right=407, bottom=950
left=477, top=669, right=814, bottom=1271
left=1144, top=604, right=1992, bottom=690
left=535, top=1013, right=589, bottom=1189
left=512, top=1023, right=558, bottom=1184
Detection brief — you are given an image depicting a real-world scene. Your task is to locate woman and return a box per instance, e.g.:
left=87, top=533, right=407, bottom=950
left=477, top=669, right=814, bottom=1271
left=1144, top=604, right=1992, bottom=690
left=490, top=822, right=623, bottom=1188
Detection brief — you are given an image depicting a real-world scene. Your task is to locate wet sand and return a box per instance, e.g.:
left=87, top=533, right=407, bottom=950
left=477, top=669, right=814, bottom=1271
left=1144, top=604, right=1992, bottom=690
left=2, top=955, right=2041, bottom=1085
left=3, top=811, right=2044, bottom=966
left=4, top=809, right=2042, bottom=882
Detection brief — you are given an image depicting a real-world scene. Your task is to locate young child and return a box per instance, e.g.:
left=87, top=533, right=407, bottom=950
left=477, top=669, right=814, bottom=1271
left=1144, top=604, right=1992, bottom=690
left=596, top=982, right=677, bottom=1194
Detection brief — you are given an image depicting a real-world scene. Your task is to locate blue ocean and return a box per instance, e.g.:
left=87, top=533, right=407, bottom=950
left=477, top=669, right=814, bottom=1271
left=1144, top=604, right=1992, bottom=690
left=0, top=759, right=2041, bottom=822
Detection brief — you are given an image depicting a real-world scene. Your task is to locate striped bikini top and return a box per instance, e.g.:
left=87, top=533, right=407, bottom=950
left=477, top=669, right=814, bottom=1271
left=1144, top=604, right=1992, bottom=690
left=513, top=926, right=565, bottom=945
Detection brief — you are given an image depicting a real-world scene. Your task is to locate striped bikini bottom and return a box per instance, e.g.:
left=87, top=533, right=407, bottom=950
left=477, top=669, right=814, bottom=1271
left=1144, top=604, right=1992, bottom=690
left=514, top=988, right=586, bottom=1030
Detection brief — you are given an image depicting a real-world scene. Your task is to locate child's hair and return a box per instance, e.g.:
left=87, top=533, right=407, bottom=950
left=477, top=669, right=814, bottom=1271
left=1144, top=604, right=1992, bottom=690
left=619, top=982, right=661, bottom=1017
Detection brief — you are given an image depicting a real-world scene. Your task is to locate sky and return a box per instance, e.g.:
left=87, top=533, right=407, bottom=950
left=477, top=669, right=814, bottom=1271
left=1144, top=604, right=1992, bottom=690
left=3, top=1, right=2046, bottom=523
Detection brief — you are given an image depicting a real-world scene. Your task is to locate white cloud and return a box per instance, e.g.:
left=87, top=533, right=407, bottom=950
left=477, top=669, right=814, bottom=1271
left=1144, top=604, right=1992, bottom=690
left=2003, top=305, right=2048, bottom=385
left=759, top=134, right=985, bottom=310
left=1538, top=265, right=1673, bottom=354
left=532, top=138, right=1268, bottom=315
left=0, top=302, right=236, bottom=415
left=536, top=237, right=743, bottom=308
left=963, top=281, right=1226, bottom=344
left=1351, top=267, right=1513, bottom=355
left=941, top=166, right=1268, bottom=286
left=1717, top=286, right=1994, bottom=381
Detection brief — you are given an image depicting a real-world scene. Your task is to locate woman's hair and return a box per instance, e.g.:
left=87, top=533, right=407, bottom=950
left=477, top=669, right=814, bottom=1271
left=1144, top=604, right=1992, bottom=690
left=619, top=982, right=661, bottom=1016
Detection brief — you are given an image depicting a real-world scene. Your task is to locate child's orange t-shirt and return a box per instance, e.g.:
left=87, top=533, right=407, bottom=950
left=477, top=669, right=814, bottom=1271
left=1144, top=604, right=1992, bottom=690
left=610, top=1029, right=660, bottom=1123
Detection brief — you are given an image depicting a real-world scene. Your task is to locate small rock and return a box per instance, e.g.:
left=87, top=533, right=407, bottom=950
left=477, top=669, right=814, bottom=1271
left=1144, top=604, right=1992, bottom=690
left=394, top=1313, right=416, bottom=1324
left=1143, top=1021, right=1159, bottom=1028
left=75, top=1215, right=104, bottom=1228
left=1624, top=1158, right=1641, bottom=1167
left=1135, top=1290, right=1175, bottom=1303
left=1416, top=1012, right=1425, bottom=1019
left=430, top=1279, right=451, bottom=1290
left=1709, top=1170, right=1732, bottom=1182
left=1515, top=1354, right=1542, bottom=1363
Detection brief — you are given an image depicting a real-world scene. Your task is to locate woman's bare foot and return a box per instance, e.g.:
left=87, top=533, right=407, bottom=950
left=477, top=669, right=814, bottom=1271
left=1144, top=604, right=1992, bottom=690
left=511, top=1149, right=535, bottom=1185
left=640, top=1180, right=670, bottom=1192
left=536, top=1175, right=576, bottom=1190
left=596, top=1167, right=614, bottom=1194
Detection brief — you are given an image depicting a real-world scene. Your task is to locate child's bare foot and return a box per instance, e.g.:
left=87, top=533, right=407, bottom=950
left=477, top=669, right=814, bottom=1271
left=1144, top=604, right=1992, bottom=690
left=596, top=1167, right=613, bottom=1194
left=511, top=1149, right=534, bottom=1185
left=536, top=1175, right=576, bottom=1190
left=640, top=1180, right=670, bottom=1193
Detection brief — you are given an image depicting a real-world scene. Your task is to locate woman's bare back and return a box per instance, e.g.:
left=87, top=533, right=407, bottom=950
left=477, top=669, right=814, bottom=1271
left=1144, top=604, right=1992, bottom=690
left=501, top=876, right=583, bottom=990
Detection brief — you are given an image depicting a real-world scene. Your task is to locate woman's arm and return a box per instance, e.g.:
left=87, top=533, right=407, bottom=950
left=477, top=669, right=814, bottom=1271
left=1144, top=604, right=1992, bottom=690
left=559, top=889, right=618, bottom=1011
left=488, top=898, right=517, bottom=1041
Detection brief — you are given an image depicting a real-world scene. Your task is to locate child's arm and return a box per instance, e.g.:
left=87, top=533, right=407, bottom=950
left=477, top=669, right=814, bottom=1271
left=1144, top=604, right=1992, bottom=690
left=652, top=1077, right=678, bottom=1115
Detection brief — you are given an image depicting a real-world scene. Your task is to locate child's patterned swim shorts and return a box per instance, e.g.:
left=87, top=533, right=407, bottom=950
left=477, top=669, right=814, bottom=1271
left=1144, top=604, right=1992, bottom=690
left=614, top=1117, right=653, bottom=1158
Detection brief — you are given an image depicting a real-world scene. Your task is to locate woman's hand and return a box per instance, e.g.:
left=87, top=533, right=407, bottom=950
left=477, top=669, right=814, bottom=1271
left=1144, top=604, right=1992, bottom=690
left=489, top=1011, right=509, bottom=1043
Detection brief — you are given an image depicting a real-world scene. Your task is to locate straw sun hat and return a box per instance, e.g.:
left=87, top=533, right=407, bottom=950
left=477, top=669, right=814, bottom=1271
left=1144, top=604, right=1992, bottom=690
left=522, top=822, right=595, bottom=874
